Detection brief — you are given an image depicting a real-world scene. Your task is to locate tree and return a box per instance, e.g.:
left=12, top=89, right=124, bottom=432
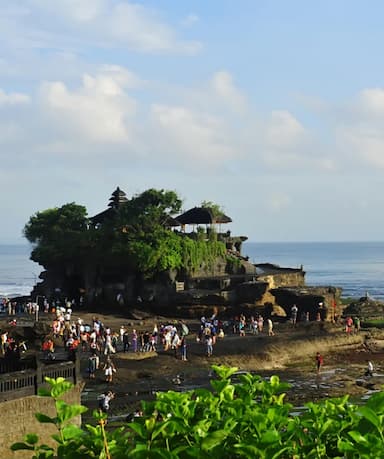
left=24, top=203, right=89, bottom=267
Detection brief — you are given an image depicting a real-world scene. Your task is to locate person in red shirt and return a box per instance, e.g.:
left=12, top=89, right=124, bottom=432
left=315, top=352, right=324, bottom=374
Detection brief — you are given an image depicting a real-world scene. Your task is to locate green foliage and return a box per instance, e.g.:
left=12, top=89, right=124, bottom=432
left=12, top=368, right=384, bottom=458
left=200, top=200, right=225, bottom=218
left=226, top=255, right=242, bottom=273
left=24, top=203, right=89, bottom=266
left=181, top=236, right=226, bottom=273
left=24, top=189, right=229, bottom=280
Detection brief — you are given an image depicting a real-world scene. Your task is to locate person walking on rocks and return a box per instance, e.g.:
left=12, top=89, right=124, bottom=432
left=291, top=304, right=298, bottom=327
left=267, top=318, right=275, bottom=336
left=99, top=390, right=115, bottom=413
left=132, top=329, right=138, bottom=352
left=365, top=360, right=374, bottom=377
left=103, top=357, right=116, bottom=383
left=180, top=335, right=187, bottom=361
left=315, top=352, right=324, bottom=374
left=206, top=335, right=213, bottom=357
left=88, top=352, right=99, bottom=379
left=122, top=331, right=130, bottom=352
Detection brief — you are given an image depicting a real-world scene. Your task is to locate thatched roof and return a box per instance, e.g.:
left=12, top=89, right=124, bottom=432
left=175, top=207, right=232, bottom=225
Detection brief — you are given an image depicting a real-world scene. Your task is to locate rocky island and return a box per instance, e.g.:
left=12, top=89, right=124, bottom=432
left=26, top=187, right=341, bottom=321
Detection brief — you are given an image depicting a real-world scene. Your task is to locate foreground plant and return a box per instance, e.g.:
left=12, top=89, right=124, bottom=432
left=11, top=368, right=384, bottom=458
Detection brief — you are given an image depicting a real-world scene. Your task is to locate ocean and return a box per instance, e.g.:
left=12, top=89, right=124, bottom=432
left=243, top=241, right=384, bottom=300
left=0, top=245, right=41, bottom=298
left=1, top=242, right=384, bottom=300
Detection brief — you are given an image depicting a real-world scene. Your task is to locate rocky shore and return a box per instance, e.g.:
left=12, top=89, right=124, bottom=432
left=2, top=309, right=384, bottom=425
left=65, top=312, right=384, bottom=422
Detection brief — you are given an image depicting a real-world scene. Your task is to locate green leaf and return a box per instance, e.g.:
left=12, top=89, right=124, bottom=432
left=10, top=442, right=35, bottom=451
left=128, top=421, right=147, bottom=438
left=358, top=406, right=381, bottom=429
left=348, top=430, right=370, bottom=445
left=37, top=387, right=52, bottom=397
left=201, top=429, right=229, bottom=451
left=51, top=380, right=74, bottom=399
left=25, top=433, right=39, bottom=445
left=260, top=429, right=280, bottom=445
left=61, top=424, right=84, bottom=440
left=35, top=413, right=56, bottom=424
left=56, top=400, right=87, bottom=423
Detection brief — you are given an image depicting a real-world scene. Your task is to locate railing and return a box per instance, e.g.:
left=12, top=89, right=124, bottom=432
left=0, top=357, right=81, bottom=402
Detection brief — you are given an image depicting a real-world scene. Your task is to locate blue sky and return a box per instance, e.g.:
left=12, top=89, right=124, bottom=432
left=1, top=0, right=384, bottom=243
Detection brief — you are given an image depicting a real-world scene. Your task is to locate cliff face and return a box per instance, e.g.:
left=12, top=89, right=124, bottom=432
left=34, top=256, right=341, bottom=321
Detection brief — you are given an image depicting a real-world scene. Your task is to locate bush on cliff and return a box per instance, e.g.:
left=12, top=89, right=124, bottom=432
left=12, top=367, right=384, bottom=458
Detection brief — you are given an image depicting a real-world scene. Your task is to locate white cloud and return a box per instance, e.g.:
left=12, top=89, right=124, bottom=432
left=150, top=104, right=235, bottom=164
left=265, top=110, right=307, bottom=149
left=334, top=87, right=384, bottom=169
left=268, top=192, right=291, bottom=212
left=358, top=88, right=384, bottom=115
left=0, top=89, right=30, bottom=105
left=211, top=71, right=247, bottom=114
left=181, top=13, right=199, bottom=28
left=10, top=0, right=202, bottom=55
left=39, top=70, right=137, bottom=143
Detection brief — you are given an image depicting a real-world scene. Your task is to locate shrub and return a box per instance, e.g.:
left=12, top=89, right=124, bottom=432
left=12, top=368, right=384, bottom=458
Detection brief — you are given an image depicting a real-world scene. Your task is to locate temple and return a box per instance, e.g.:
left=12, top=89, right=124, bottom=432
left=33, top=187, right=341, bottom=320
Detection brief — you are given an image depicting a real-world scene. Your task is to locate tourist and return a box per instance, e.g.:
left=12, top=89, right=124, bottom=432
left=291, top=304, right=298, bottom=326
left=180, top=335, right=187, bottom=361
left=171, top=331, right=181, bottom=357
left=152, top=323, right=159, bottom=344
left=251, top=316, right=258, bottom=334
left=345, top=316, right=353, bottom=334
left=1, top=331, right=7, bottom=354
left=131, top=329, right=138, bottom=352
left=206, top=335, right=213, bottom=357
left=103, top=357, right=116, bottom=383
left=257, top=315, right=264, bottom=333
left=104, top=333, right=116, bottom=355
left=353, top=316, right=361, bottom=333
left=98, top=390, right=115, bottom=413
left=119, top=325, right=126, bottom=344
left=42, top=337, right=55, bottom=360
left=267, top=318, right=275, bottom=336
left=365, top=360, right=374, bottom=377
left=88, top=352, right=99, bottom=379
left=239, top=316, right=246, bottom=336
left=122, top=331, right=130, bottom=352
left=315, top=352, right=324, bottom=374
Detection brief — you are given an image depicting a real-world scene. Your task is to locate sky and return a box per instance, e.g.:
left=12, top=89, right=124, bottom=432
left=1, top=0, right=384, bottom=243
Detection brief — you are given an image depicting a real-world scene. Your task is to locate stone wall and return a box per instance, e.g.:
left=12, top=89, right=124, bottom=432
left=4, top=383, right=83, bottom=459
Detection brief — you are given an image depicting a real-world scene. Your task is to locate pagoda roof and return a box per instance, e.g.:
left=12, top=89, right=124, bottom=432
left=91, top=186, right=128, bottom=224
left=175, top=207, right=232, bottom=225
